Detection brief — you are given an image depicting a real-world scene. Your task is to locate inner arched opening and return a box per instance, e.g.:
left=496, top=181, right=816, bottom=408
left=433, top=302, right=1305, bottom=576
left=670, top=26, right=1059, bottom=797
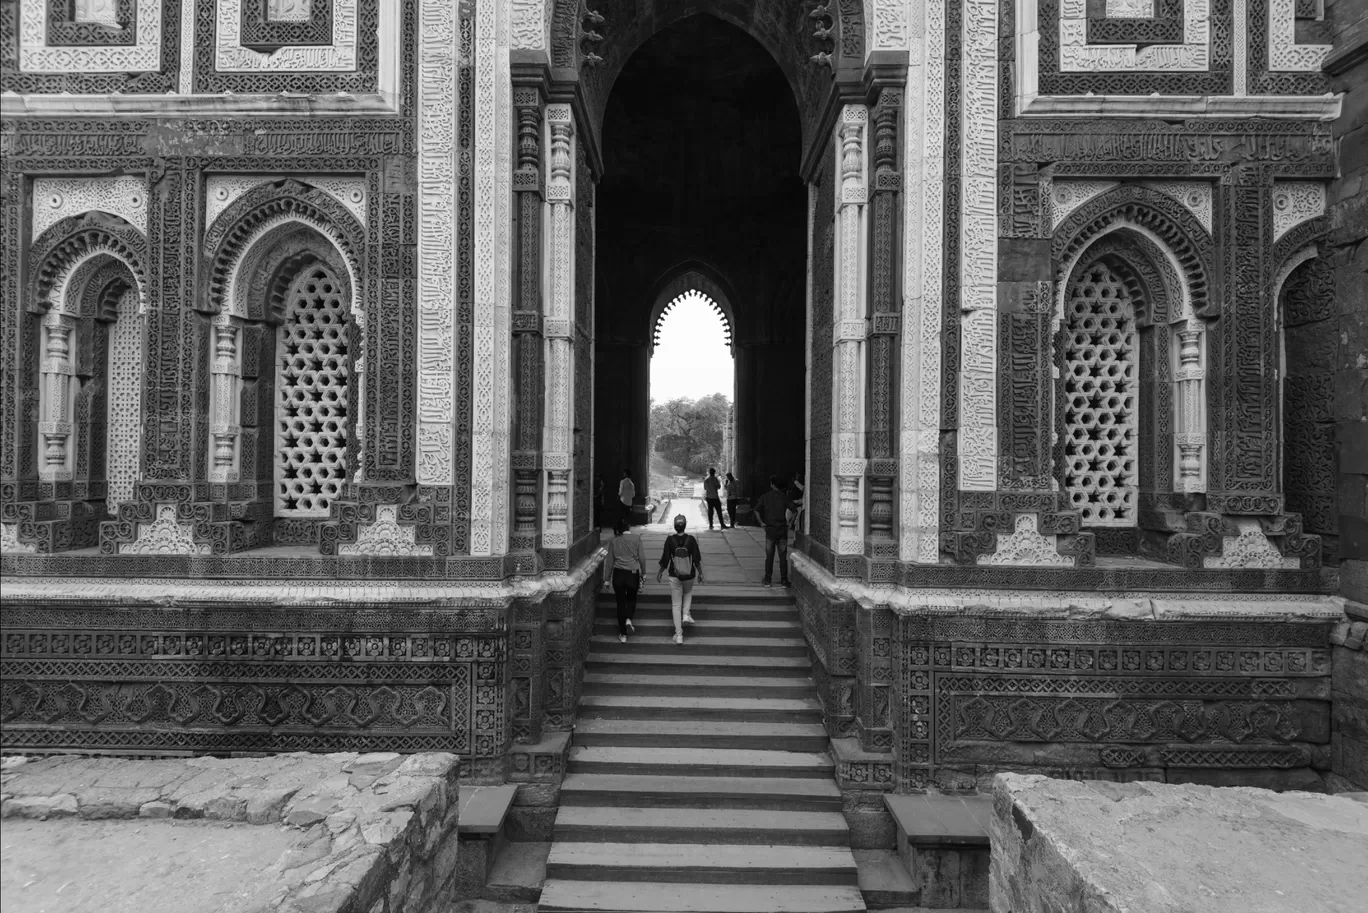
left=592, top=13, right=807, bottom=522
left=649, top=289, right=735, bottom=507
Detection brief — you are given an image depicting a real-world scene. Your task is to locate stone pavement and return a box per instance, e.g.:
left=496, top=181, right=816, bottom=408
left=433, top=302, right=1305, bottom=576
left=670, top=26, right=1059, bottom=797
left=0, top=753, right=460, bottom=913
left=610, top=497, right=787, bottom=586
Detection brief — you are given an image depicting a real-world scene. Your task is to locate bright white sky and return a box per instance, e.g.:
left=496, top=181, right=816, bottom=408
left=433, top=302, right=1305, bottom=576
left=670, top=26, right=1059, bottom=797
left=650, top=291, right=734, bottom=402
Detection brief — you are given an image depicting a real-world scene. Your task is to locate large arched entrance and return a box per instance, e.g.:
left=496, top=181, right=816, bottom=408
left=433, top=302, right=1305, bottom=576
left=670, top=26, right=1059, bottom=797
left=592, top=13, right=809, bottom=517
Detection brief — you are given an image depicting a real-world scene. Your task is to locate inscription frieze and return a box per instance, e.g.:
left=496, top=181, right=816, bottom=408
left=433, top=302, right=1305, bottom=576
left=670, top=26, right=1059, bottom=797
left=1002, top=123, right=1334, bottom=169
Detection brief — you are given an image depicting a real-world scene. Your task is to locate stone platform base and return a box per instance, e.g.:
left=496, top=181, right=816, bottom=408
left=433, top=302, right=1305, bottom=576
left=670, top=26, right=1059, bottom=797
left=795, top=555, right=1344, bottom=792
left=0, top=752, right=461, bottom=913
left=989, top=773, right=1368, bottom=912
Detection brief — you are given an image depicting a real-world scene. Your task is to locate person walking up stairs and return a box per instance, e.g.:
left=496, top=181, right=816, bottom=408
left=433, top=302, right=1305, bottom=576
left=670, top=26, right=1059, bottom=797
left=537, top=582, right=865, bottom=913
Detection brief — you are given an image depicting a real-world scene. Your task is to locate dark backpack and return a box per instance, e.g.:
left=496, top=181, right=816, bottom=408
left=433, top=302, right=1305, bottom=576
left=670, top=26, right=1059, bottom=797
left=669, top=536, right=695, bottom=580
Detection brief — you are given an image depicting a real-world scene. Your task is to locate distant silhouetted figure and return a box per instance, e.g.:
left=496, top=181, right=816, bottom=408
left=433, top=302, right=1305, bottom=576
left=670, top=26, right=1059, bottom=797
left=618, top=468, right=635, bottom=527
left=703, top=467, right=728, bottom=529
left=724, top=472, right=740, bottom=528
left=756, top=474, right=797, bottom=588
left=786, top=470, right=805, bottom=536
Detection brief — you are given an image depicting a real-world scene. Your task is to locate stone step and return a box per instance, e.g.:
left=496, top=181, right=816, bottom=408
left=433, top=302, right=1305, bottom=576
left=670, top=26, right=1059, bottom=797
left=576, top=694, right=823, bottom=724
left=572, top=718, right=830, bottom=752
left=594, top=618, right=803, bottom=637
left=588, top=634, right=808, bottom=656
left=593, top=607, right=798, bottom=621
left=852, top=849, right=918, bottom=910
left=568, top=746, right=835, bottom=780
left=537, top=880, right=866, bottom=913
left=560, top=774, right=841, bottom=811
left=583, top=672, right=815, bottom=698
left=600, top=588, right=797, bottom=606
left=586, top=652, right=811, bottom=677
left=545, top=843, right=858, bottom=885
left=484, top=841, right=551, bottom=904
left=552, top=806, right=851, bottom=846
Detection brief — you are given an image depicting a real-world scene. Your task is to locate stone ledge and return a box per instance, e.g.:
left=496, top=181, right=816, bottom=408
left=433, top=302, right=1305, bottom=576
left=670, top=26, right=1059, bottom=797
left=989, top=773, right=1368, bottom=913
left=792, top=553, right=1341, bottom=619
left=0, top=752, right=460, bottom=913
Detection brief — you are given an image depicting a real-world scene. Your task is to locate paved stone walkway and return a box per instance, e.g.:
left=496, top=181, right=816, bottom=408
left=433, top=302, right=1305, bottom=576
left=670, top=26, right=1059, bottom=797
left=605, top=497, right=788, bottom=587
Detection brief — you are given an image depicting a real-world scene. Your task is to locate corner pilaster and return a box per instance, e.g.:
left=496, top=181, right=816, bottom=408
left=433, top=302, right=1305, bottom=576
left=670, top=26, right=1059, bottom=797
left=832, top=104, right=869, bottom=577
left=542, top=103, right=576, bottom=562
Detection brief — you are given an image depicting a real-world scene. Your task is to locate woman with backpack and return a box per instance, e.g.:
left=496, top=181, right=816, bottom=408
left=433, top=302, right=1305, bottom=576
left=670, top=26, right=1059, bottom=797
left=605, top=517, right=648, bottom=643
left=655, top=514, right=705, bottom=644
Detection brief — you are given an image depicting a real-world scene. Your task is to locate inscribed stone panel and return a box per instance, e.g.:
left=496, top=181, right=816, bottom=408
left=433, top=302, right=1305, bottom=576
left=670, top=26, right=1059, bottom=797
left=1037, top=0, right=1234, bottom=95
left=4, top=0, right=179, bottom=92
left=193, top=0, right=378, bottom=93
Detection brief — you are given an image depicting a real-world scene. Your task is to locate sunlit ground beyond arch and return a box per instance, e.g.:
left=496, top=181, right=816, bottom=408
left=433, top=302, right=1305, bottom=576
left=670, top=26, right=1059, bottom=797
left=650, top=290, right=734, bottom=402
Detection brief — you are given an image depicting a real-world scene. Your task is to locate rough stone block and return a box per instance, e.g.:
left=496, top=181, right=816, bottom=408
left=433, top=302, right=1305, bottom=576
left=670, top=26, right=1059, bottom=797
left=990, top=773, right=1368, bottom=913
left=842, top=790, right=896, bottom=849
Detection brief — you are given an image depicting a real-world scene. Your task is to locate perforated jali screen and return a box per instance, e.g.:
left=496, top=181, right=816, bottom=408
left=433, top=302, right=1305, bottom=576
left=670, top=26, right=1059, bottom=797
left=275, top=264, right=350, bottom=517
left=1063, top=260, right=1138, bottom=527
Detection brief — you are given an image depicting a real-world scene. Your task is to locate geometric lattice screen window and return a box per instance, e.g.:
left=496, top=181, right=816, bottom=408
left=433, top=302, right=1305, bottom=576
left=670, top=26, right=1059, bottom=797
left=274, top=264, right=350, bottom=517
left=1063, top=260, right=1138, bottom=528
left=106, top=290, right=143, bottom=514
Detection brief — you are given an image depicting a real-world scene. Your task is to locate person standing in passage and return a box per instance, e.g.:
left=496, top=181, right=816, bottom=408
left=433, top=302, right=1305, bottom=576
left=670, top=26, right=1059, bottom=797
left=786, top=470, right=806, bottom=538
left=617, top=468, right=635, bottom=527
left=756, top=474, right=797, bottom=587
left=656, top=514, right=704, bottom=643
left=702, top=467, right=728, bottom=529
left=724, top=472, right=741, bottom=529
left=604, top=517, right=647, bottom=643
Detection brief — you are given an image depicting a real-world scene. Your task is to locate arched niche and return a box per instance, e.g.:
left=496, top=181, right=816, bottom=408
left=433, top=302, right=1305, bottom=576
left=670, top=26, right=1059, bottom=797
left=1275, top=249, right=1338, bottom=564
left=200, top=181, right=365, bottom=551
left=1053, top=198, right=1209, bottom=559
left=13, top=211, right=147, bottom=552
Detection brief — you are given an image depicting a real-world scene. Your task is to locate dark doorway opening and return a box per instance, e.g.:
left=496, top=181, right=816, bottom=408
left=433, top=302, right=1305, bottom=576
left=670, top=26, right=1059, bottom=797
left=593, top=13, right=808, bottom=521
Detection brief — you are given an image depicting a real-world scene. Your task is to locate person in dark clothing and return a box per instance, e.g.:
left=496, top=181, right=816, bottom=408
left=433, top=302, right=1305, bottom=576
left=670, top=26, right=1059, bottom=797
left=702, top=467, right=727, bottom=529
left=655, top=514, right=705, bottom=642
left=724, top=472, right=740, bottom=528
left=755, top=474, right=797, bottom=587
left=604, top=517, right=647, bottom=642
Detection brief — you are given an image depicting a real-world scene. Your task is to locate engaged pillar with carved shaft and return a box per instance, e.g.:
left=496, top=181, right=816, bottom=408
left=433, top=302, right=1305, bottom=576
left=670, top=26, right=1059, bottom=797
left=542, top=104, right=576, bottom=554
left=39, top=311, right=75, bottom=482
left=208, top=315, right=242, bottom=484
left=1174, top=321, right=1206, bottom=492
left=832, top=105, right=869, bottom=576
left=511, top=83, right=546, bottom=565
left=865, top=89, right=901, bottom=582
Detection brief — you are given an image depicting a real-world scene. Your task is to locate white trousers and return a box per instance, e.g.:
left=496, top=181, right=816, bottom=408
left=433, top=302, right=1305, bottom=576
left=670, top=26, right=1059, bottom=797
left=667, top=576, right=694, bottom=635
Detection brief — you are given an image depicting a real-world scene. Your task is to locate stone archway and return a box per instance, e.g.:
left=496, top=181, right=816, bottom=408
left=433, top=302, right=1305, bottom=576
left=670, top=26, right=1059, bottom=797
left=589, top=13, right=810, bottom=515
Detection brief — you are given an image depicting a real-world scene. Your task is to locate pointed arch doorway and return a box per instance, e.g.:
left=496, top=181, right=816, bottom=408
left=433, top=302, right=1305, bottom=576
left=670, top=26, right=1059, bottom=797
left=592, top=13, right=810, bottom=523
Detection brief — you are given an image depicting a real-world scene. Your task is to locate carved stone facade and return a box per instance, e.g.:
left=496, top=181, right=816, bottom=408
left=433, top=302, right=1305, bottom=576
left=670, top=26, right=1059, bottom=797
left=1, top=0, right=1359, bottom=794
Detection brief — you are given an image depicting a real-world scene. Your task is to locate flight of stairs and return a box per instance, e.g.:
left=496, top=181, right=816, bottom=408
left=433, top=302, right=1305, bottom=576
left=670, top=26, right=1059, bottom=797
left=537, top=587, right=866, bottom=913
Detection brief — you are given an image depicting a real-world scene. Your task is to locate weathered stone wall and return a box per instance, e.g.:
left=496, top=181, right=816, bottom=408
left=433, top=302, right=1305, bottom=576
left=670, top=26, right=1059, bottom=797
left=1326, top=0, right=1368, bottom=791
left=1, top=752, right=462, bottom=913
left=1330, top=615, right=1368, bottom=788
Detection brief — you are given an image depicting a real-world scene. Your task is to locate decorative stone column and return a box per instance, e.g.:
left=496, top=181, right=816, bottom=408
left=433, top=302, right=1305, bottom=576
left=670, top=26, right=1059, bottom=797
left=865, top=89, right=901, bottom=583
left=542, top=104, right=576, bottom=554
left=510, top=84, right=546, bottom=565
left=1173, top=320, right=1207, bottom=492
left=38, top=311, right=76, bottom=483
left=832, top=105, right=869, bottom=576
left=208, top=315, right=242, bottom=484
